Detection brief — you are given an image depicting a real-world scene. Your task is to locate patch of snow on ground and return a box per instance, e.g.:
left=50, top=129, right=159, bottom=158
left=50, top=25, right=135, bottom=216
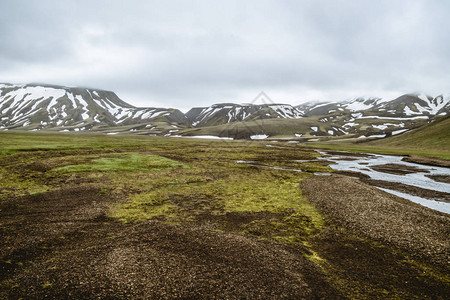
left=372, top=124, right=388, bottom=130
left=327, top=130, right=334, bottom=135
left=392, top=129, right=409, bottom=135
left=343, top=122, right=358, bottom=128
left=403, top=106, right=418, bottom=116
left=269, top=105, right=302, bottom=119
left=107, top=132, right=119, bottom=135
left=250, top=134, right=268, bottom=140
left=310, top=126, right=318, bottom=132
left=351, top=113, right=363, bottom=118
left=294, top=133, right=302, bottom=137
left=344, top=100, right=373, bottom=111
left=414, top=103, right=428, bottom=114
left=358, top=115, right=428, bottom=120
left=183, top=135, right=233, bottom=140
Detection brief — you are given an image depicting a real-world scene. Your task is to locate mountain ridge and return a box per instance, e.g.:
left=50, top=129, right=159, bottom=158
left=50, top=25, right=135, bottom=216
left=1, top=83, right=449, bottom=140
left=0, top=83, right=189, bottom=132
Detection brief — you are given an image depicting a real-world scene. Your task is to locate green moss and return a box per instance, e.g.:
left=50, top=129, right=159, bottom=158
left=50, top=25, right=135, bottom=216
left=0, top=170, right=50, bottom=198
left=54, top=153, right=187, bottom=173
left=2, top=131, right=448, bottom=299
left=41, top=282, right=53, bottom=289
left=220, top=173, right=324, bottom=229
left=110, top=201, right=176, bottom=223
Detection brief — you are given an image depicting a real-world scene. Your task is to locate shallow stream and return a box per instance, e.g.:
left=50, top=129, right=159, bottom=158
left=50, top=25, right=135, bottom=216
left=317, top=150, right=450, bottom=214
left=236, top=149, right=450, bottom=214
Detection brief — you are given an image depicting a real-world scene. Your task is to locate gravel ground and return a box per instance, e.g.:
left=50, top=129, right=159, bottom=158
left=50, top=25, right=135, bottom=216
left=0, top=184, right=341, bottom=299
left=301, top=175, right=450, bottom=267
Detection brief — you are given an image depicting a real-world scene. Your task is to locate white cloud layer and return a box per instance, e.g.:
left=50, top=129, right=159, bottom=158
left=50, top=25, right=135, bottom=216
left=0, top=0, right=449, bottom=110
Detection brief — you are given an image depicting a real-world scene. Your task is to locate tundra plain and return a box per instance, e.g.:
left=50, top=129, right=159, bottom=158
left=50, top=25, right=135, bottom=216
left=0, top=132, right=449, bottom=299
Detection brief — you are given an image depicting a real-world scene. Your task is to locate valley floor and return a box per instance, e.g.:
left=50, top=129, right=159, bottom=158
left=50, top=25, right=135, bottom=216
left=0, top=132, right=448, bottom=299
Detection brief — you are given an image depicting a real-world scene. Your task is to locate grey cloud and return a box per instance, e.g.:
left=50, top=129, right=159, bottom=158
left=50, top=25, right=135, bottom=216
left=0, top=0, right=449, bottom=109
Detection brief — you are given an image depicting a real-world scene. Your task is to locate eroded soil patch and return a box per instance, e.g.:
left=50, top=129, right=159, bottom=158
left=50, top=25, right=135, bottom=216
left=371, top=163, right=430, bottom=175
left=427, top=174, right=450, bottom=184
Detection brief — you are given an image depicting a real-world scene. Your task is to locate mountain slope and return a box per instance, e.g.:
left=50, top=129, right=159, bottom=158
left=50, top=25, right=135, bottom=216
left=0, top=83, right=189, bottom=131
left=297, top=94, right=449, bottom=117
left=287, top=94, right=450, bottom=140
left=1, top=83, right=448, bottom=140
left=186, top=103, right=303, bottom=127
left=369, top=115, right=450, bottom=150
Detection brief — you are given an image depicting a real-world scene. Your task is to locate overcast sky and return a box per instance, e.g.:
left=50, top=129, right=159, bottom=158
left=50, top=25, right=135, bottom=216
left=1, top=0, right=449, bottom=111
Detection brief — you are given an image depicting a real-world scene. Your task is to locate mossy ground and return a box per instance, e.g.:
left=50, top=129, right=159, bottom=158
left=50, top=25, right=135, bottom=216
left=0, top=131, right=448, bottom=298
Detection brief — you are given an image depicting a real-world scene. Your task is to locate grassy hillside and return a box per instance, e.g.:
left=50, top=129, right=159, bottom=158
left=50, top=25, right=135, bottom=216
left=305, top=116, right=450, bottom=160
left=370, top=115, right=450, bottom=150
left=178, top=117, right=319, bottom=138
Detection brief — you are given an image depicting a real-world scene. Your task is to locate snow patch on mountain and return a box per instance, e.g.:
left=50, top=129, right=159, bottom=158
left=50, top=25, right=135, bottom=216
left=0, top=83, right=187, bottom=130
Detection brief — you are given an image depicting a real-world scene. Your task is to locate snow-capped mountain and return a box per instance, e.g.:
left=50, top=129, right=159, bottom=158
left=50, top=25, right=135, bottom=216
left=186, top=103, right=303, bottom=127
left=1, top=83, right=448, bottom=140
left=0, top=83, right=188, bottom=131
left=297, top=94, right=449, bottom=118
left=290, top=93, right=449, bottom=140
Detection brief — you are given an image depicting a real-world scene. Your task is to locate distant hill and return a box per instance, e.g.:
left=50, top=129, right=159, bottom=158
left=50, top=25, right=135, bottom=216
left=369, top=115, right=450, bottom=150
left=1, top=83, right=449, bottom=140
left=0, top=83, right=188, bottom=134
left=179, top=93, right=449, bottom=140
left=186, top=103, right=303, bottom=127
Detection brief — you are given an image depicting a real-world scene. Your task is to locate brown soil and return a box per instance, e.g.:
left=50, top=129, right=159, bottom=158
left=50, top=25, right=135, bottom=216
left=301, top=175, right=450, bottom=266
left=426, top=174, right=450, bottom=184
left=402, top=155, right=450, bottom=168
left=370, top=163, right=430, bottom=175
left=0, top=183, right=340, bottom=299
left=2, top=146, right=449, bottom=298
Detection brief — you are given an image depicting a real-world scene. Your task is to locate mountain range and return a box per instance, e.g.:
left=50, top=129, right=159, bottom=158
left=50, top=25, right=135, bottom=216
left=1, top=83, right=449, bottom=140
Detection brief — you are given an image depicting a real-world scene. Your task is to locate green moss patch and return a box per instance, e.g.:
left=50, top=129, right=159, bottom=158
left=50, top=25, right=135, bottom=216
left=54, top=153, right=187, bottom=173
